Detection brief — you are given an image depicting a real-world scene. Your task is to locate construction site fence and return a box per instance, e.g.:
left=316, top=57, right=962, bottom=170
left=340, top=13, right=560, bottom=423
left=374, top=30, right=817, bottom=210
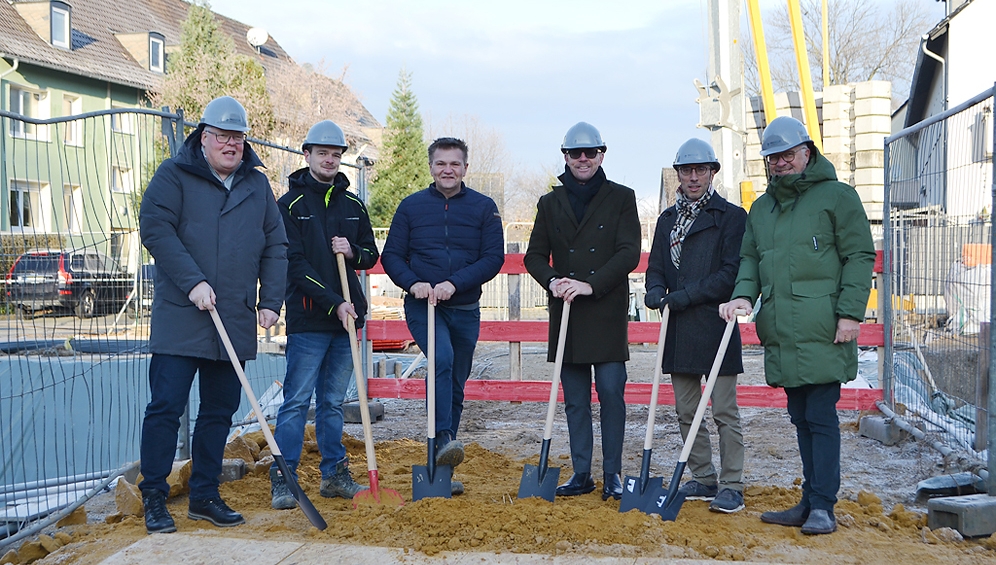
left=883, top=84, right=996, bottom=492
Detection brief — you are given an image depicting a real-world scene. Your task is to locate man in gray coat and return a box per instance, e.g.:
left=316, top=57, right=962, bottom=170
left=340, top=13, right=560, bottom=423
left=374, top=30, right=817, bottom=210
left=645, top=138, right=747, bottom=513
left=138, top=96, right=288, bottom=534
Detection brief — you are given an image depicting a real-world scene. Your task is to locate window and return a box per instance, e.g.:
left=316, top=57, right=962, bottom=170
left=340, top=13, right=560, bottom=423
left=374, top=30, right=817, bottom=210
left=110, top=107, right=133, bottom=134
left=149, top=34, right=165, bottom=73
left=9, top=86, right=50, bottom=140
left=9, top=180, right=52, bottom=231
left=51, top=3, right=70, bottom=49
left=63, top=184, right=82, bottom=233
left=63, top=95, right=82, bottom=145
left=111, top=166, right=133, bottom=193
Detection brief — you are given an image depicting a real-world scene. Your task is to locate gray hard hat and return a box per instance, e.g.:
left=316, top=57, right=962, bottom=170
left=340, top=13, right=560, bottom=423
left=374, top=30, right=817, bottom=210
left=561, top=122, right=606, bottom=151
left=673, top=138, right=720, bottom=172
left=760, top=116, right=811, bottom=156
left=303, top=120, right=347, bottom=151
left=200, top=96, right=249, bottom=133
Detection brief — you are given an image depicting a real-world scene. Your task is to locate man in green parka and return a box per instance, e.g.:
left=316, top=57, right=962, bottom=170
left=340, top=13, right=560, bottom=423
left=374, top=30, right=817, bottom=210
left=720, top=116, right=874, bottom=535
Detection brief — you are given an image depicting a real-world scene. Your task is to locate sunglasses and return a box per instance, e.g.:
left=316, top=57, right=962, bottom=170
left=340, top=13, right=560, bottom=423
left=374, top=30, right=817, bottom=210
left=565, top=148, right=603, bottom=159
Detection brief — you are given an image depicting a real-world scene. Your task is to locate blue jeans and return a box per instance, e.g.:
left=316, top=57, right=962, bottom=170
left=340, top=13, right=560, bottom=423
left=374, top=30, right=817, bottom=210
left=560, top=361, right=627, bottom=475
left=404, top=297, right=480, bottom=441
left=272, top=332, right=353, bottom=480
left=785, top=382, right=841, bottom=512
left=139, top=354, right=242, bottom=500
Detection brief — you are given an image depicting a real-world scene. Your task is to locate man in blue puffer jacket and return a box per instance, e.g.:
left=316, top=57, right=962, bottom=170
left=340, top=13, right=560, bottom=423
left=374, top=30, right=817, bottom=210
left=381, top=137, right=504, bottom=494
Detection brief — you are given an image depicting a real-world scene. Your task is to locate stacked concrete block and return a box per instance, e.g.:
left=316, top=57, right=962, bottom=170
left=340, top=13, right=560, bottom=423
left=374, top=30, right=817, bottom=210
left=852, top=81, right=891, bottom=222
left=741, top=80, right=890, bottom=222
left=821, top=84, right=855, bottom=186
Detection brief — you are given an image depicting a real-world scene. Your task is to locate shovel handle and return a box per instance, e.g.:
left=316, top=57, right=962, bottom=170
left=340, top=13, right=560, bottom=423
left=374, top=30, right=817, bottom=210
left=542, top=301, right=571, bottom=441
left=426, top=301, right=436, bottom=479
left=677, top=308, right=745, bottom=464
left=337, top=253, right=379, bottom=475
left=643, top=304, right=670, bottom=451
left=208, top=308, right=282, bottom=457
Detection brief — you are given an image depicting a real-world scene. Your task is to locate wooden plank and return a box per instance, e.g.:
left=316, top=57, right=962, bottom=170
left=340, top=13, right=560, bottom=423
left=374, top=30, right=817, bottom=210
left=365, top=319, right=886, bottom=347
left=365, top=378, right=883, bottom=410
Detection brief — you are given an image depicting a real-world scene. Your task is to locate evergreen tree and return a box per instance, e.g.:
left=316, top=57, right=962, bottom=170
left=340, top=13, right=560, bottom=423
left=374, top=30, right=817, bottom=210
left=368, top=70, right=430, bottom=227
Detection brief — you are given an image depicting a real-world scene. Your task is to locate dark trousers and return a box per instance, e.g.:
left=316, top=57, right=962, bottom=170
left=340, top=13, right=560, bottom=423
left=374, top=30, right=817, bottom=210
left=785, top=382, right=841, bottom=512
left=404, top=297, right=480, bottom=441
left=139, top=354, right=242, bottom=500
left=560, top=361, right=627, bottom=475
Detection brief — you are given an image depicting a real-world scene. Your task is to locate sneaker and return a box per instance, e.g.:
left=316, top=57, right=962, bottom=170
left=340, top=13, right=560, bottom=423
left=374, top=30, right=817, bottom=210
left=270, top=467, right=296, bottom=510
left=187, top=497, right=244, bottom=527
left=451, top=479, right=464, bottom=496
left=676, top=480, right=718, bottom=501
left=320, top=458, right=364, bottom=499
left=435, top=439, right=465, bottom=468
left=142, top=490, right=176, bottom=534
left=709, top=488, right=745, bottom=513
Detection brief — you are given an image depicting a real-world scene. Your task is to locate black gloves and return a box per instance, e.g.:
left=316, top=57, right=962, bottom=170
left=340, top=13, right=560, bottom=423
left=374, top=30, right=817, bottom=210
left=644, top=287, right=665, bottom=310
left=644, top=287, right=688, bottom=312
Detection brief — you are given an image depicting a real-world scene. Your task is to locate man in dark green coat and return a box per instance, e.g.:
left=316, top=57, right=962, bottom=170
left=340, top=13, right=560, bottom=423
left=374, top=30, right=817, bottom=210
left=525, top=122, right=641, bottom=501
left=720, top=116, right=874, bottom=535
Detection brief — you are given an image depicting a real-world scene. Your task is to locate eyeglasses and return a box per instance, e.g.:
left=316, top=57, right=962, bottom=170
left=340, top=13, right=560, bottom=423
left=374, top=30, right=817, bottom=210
left=205, top=130, right=247, bottom=145
left=677, top=165, right=712, bottom=177
left=765, top=147, right=804, bottom=165
left=565, top=148, right=603, bottom=160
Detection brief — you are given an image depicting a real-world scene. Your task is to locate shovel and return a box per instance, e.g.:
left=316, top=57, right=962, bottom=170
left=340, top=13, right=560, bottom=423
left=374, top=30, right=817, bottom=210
left=412, top=301, right=453, bottom=500
left=336, top=253, right=404, bottom=508
left=619, top=304, right=670, bottom=513
left=517, top=301, right=570, bottom=502
left=207, top=308, right=327, bottom=530
left=645, top=308, right=745, bottom=521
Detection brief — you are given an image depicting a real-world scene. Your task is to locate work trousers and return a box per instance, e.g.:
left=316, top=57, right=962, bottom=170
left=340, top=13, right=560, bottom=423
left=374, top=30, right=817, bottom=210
left=560, top=361, right=627, bottom=475
left=271, top=331, right=353, bottom=480
left=785, top=382, right=842, bottom=512
left=672, top=373, right=744, bottom=491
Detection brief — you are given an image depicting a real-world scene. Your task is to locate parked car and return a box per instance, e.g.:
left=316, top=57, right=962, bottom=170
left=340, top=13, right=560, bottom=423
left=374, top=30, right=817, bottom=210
left=6, top=249, right=134, bottom=318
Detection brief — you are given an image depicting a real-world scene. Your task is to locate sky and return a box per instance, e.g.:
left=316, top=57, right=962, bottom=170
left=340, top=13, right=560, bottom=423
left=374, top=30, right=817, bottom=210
left=206, top=0, right=946, bottom=206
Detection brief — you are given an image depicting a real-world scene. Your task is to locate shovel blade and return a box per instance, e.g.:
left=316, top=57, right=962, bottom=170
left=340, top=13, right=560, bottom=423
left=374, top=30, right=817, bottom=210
left=412, top=464, right=452, bottom=501
left=517, top=463, right=560, bottom=502
left=619, top=475, right=663, bottom=513
left=644, top=486, right=687, bottom=522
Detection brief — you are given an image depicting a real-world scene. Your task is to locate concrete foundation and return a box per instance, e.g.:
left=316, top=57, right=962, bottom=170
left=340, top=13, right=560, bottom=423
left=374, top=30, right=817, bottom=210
left=343, top=401, right=384, bottom=424
left=927, top=493, right=996, bottom=537
left=858, top=415, right=909, bottom=446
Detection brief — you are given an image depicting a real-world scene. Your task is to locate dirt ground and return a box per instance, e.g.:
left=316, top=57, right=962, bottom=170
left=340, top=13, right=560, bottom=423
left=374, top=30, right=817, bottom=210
left=7, top=344, right=996, bottom=564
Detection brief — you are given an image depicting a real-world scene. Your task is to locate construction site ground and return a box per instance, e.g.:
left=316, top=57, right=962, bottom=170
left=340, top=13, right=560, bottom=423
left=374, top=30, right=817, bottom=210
left=7, top=343, right=996, bottom=564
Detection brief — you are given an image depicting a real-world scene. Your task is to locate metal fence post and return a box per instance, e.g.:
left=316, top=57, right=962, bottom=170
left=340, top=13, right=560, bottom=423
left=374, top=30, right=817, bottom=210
left=882, top=139, right=893, bottom=408
left=989, top=83, right=996, bottom=495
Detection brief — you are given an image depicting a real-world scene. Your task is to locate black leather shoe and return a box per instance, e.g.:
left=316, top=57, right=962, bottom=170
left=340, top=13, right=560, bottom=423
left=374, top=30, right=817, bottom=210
left=556, top=473, right=596, bottom=496
left=188, top=497, right=245, bottom=527
left=602, top=473, right=623, bottom=501
left=142, top=490, right=176, bottom=534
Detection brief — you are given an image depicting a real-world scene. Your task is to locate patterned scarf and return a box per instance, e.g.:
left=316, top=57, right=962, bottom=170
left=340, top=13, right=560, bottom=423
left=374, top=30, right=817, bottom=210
left=669, top=185, right=714, bottom=268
